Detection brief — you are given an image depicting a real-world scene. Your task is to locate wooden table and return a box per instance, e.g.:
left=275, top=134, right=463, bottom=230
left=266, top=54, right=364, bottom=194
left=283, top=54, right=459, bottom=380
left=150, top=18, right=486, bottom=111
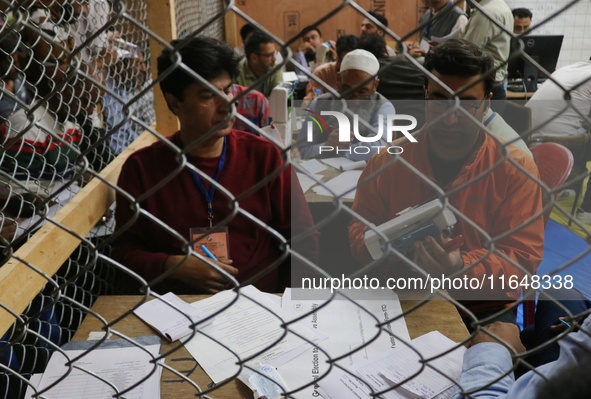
left=507, top=89, right=534, bottom=100
left=74, top=294, right=469, bottom=398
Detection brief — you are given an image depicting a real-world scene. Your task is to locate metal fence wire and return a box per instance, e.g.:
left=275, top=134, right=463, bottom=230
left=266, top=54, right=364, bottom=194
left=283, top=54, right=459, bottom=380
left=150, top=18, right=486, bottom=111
left=0, top=0, right=590, bottom=398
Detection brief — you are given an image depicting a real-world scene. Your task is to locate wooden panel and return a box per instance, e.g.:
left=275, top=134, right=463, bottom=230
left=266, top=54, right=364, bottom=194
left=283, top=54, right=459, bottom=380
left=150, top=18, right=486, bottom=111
left=145, top=0, right=179, bottom=136
left=230, top=0, right=421, bottom=50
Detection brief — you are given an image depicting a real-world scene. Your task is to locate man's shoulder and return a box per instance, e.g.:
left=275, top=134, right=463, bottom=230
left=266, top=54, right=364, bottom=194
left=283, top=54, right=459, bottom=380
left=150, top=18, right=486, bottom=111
left=230, top=130, right=282, bottom=153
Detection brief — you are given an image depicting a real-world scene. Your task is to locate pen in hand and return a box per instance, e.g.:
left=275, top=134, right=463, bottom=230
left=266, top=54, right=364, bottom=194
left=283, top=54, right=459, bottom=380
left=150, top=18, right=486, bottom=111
left=200, top=244, right=218, bottom=261
left=560, top=319, right=572, bottom=328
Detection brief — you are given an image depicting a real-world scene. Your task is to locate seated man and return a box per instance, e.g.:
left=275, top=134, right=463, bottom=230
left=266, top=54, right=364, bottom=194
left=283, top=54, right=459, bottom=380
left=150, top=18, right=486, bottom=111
left=360, top=11, right=396, bottom=56
left=113, top=36, right=319, bottom=294
left=235, top=32, right=283, bottom=98
left=294, top=25, right=324, bottom=75
left=303, top=34, right=358, bottom=102
left=296, top=49, right=395, bottom=161
left=349, top=39, right=545, bottom=326
left=455, top=308, right=591, bottom=398
left=512, top=7, right=533, bottom=35
left=231, top=84, right=270, bottom=135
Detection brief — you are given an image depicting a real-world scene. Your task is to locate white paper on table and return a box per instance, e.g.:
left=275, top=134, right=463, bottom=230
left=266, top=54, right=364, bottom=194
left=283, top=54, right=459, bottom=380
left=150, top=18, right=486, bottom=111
left=133, top=292, right=208, bottom=341
left=24, top=337, right=162, bottom=399
left=372, top=331, right=465, bottom=399
left=312, top=170, right=362, bottom=200
left=318, top=331, right=464, bottom=399
left=299, top=159, right=328, bottom=175
left=321, top=157, right=367, bottom=171
left=277, top=288, right=410, bottom=399
left=296, top=172, right=323, bottom=193
left=184, top=285, right=321, bottom=384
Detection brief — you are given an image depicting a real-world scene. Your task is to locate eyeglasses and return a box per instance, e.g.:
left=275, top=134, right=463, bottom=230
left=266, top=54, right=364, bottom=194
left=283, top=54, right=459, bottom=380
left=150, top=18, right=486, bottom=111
left=425, top=95, right=487, bottom=116
left=256, top=50, right=278, bottom=59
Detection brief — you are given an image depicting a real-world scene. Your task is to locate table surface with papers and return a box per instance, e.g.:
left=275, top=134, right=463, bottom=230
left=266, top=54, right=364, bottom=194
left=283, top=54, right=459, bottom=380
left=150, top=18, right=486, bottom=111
left=73, top=294, right=469, bottom=399
left=296, top=158, right=365, bottom=203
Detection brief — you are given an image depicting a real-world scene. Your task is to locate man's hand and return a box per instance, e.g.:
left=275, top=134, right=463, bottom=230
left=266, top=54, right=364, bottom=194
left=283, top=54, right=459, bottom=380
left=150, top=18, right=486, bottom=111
left=470, top=321, right=526, bottom=354
left=299, top=41, right=316, bottom=54
left=165, top=255, right=239, bottom=294
left=413, top=234, right=463, bottom=274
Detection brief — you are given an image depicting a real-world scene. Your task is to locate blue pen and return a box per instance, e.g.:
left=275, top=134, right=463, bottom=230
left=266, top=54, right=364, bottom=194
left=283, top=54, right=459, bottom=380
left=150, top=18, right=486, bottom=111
left=200, top=244, right=218, bottom=261
left=560, top=319, right=572, bottom=328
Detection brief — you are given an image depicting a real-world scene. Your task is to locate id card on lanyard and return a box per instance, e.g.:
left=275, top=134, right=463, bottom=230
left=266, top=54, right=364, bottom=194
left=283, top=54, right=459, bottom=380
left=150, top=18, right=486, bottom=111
left=188, top=136, right=230, bottom=260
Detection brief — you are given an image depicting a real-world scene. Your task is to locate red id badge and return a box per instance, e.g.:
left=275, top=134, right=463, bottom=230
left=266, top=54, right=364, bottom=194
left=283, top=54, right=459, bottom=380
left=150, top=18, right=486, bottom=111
left=190, top=227, right=230, bottom=261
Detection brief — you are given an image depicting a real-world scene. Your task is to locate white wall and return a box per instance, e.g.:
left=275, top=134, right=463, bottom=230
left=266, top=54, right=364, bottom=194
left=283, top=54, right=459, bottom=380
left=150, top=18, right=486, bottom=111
left=505, top=0, right=591, bottom=68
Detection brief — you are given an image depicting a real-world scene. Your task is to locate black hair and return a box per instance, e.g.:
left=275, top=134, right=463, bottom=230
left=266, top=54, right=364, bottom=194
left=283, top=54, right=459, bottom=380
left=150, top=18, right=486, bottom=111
left=512, top=8, right=533, bottom=19
left=239, top=23, right=256, bottom=42
left=367, top=11, right=388, bottom=28
left=244, top=31, right=274, bottom=58
left=300, top=25, right=322, bottom=39
left=335, top=34, right=359, bottom=59
left=356, top=33, right=387, bottom=60
left=157, top=36, right=241, bottom=102
left=423, top=39, right=495, bottom=95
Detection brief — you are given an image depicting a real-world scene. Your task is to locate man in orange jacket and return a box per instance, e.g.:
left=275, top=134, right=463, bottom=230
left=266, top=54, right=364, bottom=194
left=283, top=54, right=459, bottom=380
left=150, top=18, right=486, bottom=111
left=349, top=39, right=545, bottom=329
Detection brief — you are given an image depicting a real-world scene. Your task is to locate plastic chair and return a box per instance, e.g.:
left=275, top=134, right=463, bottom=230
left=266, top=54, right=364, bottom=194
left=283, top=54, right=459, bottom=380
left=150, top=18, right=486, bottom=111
left=523, top=142, right=574, bottom=326
left=530, top=142, right=574, bottom=225
left=528, top=133, right=591, bottom=225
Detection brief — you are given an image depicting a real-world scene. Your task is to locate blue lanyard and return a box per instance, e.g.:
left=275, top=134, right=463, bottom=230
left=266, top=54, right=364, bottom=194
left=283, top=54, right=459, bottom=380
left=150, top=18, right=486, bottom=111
left=484, top=112, right=496, bottom=127
left=188, top=136, right=227, bottom=228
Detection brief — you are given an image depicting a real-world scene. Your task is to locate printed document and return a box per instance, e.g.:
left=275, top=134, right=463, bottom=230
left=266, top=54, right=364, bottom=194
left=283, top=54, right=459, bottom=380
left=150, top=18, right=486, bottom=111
left=312, top=170, right=362, bottom=199
left=183, top=285, right=320, bottom=384
left=317, top=330, right=465, bottom=399
left=277, top=288, right=410, bottom=399
left=24, top=336, right=162, bottom=399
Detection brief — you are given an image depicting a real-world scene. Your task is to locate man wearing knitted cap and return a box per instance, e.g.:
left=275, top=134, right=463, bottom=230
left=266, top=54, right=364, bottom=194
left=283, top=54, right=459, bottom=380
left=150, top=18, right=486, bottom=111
left=296, top=49, right=395, bottom=161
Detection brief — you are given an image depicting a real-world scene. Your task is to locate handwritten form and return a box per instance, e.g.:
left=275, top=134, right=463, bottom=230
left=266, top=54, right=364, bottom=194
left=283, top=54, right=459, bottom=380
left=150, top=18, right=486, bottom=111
left=183, top=285, right=320, bottom=384
left=317, top=331, right=466, bottom=399
left=24, top=336, right=162, bottom=399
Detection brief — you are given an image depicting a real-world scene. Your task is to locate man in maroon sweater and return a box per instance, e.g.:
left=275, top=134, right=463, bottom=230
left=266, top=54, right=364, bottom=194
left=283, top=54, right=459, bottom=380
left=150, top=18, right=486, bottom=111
left=113, top=37, right=319, bottom=294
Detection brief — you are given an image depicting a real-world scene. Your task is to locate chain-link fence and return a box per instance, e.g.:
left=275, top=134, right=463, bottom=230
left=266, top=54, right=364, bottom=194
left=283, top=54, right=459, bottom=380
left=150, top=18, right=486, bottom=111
left=1, top=0, right=591, bottom=398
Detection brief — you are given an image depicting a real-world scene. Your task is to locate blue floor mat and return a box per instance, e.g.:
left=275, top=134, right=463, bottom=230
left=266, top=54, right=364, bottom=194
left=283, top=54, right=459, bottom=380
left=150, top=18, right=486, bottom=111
left=538, top=220, right=591, bottom=300
left=517, top=219, right=591, bottom=328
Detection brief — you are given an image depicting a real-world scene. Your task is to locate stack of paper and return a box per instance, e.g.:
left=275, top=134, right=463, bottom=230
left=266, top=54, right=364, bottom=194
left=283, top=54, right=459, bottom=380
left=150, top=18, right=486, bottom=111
left=183, top=285, right=322, bottom=384
left=317, top=331, right=466, bottom=399
left=322, top=157, right=367, bottom=171
left=277, top=288, right=410, bottom=399
left=312, top=170, right=362, bottom=200
left=133, top=292, right=208, bottom=341
left=24, top=336, right=162, bottom=399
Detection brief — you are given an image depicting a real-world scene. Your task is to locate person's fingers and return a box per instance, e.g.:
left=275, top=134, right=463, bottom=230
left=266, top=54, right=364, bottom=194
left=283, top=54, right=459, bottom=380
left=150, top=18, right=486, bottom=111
left=218, top=262, right=239, bottom=276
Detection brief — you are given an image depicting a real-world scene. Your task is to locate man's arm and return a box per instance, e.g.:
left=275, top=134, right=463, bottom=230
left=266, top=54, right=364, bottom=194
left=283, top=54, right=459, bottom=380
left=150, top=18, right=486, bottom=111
left=455, top=322, right=524, bottom=399
left=459, top=160, right=545, bottom=300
